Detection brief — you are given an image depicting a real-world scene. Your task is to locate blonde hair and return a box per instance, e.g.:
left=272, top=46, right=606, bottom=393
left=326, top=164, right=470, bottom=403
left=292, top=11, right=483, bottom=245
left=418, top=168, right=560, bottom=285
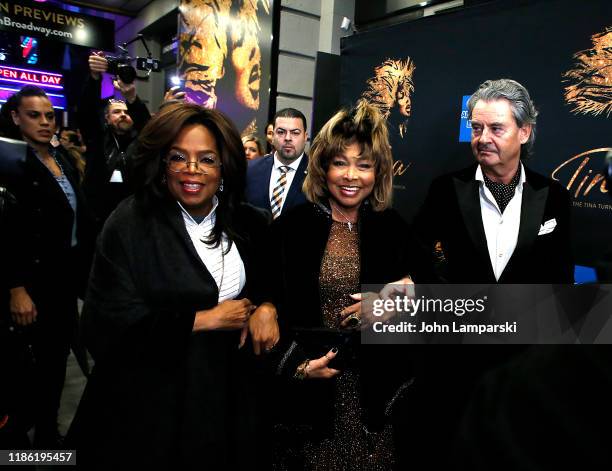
left=241, top=134, right=264, bottom=156
left=303, top=100, right=393, bottom=211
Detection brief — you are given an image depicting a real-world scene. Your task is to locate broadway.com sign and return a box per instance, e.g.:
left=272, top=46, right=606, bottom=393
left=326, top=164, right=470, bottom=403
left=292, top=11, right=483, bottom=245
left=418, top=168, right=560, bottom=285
left=0, top=0, right=114, bottom=50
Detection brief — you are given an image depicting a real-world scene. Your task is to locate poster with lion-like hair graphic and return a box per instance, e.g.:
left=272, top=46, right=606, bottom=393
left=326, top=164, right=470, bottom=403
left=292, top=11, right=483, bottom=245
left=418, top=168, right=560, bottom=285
left=178, top=0, right=274, bottom=135
left=361, top=58, right=416, bottom=138
left=563, top=26, right=612, bottom=118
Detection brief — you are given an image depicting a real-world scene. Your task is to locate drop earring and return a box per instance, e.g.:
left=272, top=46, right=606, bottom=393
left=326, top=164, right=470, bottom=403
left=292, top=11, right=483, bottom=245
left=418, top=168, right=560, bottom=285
left=218, top=178, right=224, bottom=192
left=161, top=174, right=167, bottom=185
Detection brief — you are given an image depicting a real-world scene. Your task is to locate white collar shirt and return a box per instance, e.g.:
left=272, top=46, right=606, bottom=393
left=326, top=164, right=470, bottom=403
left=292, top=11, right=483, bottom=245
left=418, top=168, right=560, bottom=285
left=268, top=152, right=304, bottom=213
left=476, top=163, right=526, bottom=281
left=179, top=196, right=246, bottom=302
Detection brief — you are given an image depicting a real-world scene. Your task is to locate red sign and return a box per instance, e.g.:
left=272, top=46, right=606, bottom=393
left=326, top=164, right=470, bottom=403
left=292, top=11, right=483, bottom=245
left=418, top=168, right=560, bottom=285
left=0, top=65, right=63, bottom=89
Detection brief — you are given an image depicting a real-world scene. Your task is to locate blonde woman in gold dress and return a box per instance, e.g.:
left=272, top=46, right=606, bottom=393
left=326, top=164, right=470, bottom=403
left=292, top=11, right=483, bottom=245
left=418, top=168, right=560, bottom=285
left=270, top=101, right=417, bottom=470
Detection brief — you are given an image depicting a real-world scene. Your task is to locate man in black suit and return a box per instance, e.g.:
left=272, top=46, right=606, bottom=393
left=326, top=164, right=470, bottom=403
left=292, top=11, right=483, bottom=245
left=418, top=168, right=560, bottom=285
left=416, top=78, right=573, bottom=283
left=245, top=108, right=309, bottom=218
left=400, top=79, right=574, bottom=469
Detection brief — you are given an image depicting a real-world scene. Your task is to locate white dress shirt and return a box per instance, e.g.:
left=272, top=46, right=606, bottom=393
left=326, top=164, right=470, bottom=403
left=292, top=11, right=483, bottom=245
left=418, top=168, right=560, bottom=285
left=476, top=163, right=526, bottom=281
left=268, top=152, right=304, bottom=213
left=179, top=197, right=246, bottom=302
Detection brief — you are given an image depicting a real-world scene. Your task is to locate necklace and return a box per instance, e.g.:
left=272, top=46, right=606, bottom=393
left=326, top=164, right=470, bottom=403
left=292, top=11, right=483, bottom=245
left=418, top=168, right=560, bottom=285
left=39, top=151, right=63, bottom=177
left=330, top=201, right=357, bottom=232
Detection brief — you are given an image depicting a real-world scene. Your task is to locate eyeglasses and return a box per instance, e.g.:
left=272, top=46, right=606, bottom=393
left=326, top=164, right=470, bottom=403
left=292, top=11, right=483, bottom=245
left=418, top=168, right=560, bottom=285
left=165, top=151, right=222, bottom=173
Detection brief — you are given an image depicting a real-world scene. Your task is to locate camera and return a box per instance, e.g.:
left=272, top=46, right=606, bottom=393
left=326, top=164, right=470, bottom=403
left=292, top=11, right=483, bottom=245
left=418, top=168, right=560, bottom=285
left=106, top=55, right=137, bottom=84
left=104, top=35, right=161, bottom=84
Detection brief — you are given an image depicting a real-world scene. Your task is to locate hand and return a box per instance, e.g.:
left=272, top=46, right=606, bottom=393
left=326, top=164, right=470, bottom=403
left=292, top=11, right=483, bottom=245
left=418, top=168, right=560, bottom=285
left=163, top=86, right=186, bottom=103
left=193, top=298, right=256, bottom=332
left=339, top=298, right=362, bottom=328
left=242, top=302, right=280, bottom=354
left=113, top=78, right=137, bottom=104
left=379, top=276, right=414, bottom=300
left=304, top=349, right=341, bottom=379
left=342, top=292, right=381, bottom=328
left=9, top=287, right=37, bottom=326
left=356, top=277, right=416, bottom=327
left=88, top=52, right=108, bottom=80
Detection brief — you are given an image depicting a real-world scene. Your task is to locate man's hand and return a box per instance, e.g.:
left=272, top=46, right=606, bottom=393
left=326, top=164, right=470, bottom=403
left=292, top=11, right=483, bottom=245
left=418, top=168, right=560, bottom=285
left=9, top=287, right=37, bottom=326
left=113, top=78, right=137, bottom=104
left=89, top=52, right=108, bottom=80
left=163, top=86, right=186, bottom=103
left=359, top=277, right=415, bottom=327
left=193, top=298, right=256, bottom=332
left=379, top=276, right=414, bottom=300
left=242, top=302, right=279, bottom=354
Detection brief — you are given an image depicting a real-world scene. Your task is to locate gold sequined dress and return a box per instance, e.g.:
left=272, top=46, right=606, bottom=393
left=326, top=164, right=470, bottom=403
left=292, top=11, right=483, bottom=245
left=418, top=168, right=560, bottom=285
left=298, top=220, right=394, bottom=471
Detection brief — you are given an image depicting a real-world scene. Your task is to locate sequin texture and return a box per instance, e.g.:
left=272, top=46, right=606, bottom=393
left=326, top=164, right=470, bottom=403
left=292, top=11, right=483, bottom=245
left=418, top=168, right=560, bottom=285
left=305, top=221, right=394, bottom=470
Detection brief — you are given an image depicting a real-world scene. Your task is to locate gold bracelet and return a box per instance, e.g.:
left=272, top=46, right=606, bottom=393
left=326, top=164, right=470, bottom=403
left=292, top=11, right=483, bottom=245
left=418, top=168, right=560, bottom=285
left=294, top=359, right=310, bottom=380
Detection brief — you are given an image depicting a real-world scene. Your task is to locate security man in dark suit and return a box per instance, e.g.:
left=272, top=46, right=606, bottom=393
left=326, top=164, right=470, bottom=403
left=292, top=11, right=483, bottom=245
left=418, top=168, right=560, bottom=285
left=245, top=108, right=309, bottom=218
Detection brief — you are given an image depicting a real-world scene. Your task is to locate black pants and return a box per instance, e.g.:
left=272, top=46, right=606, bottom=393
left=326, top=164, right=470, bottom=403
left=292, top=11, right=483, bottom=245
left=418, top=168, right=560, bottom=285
left=28, top=252, right=79, bottom=444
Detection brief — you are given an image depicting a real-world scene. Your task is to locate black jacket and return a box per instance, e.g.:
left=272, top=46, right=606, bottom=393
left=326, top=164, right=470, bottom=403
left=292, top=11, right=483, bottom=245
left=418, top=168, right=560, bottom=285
left=78, top=75, right=151, bottom=229
left=395, top=164, right=574, bottom=469
left=413, top=163, right=573, bottom=283
left=68, top=188, right=273, bottom=469
left=269, top=202, right=422, bottom=435
left=2, top=146, right=94, bottom=298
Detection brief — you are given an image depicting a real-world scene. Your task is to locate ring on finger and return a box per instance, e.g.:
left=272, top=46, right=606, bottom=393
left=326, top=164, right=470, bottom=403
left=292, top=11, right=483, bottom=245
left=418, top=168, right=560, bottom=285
left=345, top=313, right=361, bottom=328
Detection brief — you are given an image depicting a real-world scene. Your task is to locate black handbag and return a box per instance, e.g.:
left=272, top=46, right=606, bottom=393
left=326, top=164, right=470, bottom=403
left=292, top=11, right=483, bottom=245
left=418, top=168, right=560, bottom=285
left=292, top=327, right=359, bottom=370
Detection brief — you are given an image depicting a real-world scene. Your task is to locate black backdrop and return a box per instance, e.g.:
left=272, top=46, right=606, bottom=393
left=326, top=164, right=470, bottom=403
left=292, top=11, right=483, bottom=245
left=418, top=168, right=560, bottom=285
left=340, top=0, right=611, bottom=266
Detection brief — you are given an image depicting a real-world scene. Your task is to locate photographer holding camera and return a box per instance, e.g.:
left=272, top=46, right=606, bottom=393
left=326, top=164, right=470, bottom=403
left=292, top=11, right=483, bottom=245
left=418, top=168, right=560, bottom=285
left=78, top=51, right=152, bottom=232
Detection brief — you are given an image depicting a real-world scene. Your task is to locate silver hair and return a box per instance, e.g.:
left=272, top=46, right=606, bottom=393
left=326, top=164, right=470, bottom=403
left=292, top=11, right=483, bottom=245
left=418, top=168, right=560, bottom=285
left=467, top=79, right=538, bottom=159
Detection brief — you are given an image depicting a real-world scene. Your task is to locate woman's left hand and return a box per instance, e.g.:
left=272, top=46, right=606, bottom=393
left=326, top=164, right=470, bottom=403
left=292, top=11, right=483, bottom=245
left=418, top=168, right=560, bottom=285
left=240, top=302, right=280, bottom=354
left=339, top=292, right=381, bottom=328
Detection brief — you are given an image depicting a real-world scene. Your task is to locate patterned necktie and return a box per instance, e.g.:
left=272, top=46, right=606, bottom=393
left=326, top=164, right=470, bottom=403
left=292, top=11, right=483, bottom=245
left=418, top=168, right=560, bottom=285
left=483, top=166, right=521, bottom=214
left=270, top=165, right=290, bottom=219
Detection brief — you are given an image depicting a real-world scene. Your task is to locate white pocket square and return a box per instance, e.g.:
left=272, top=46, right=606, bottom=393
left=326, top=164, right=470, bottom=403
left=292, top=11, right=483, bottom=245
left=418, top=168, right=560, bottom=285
left=538, top=218, right=557, bottom=235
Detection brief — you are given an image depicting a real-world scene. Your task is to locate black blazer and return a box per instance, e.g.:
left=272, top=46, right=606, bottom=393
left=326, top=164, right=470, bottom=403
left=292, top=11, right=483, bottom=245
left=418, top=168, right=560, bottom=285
left=270, top=202, right=421, bottom=434
left=245, top=153, right=308, bottom=214
left=2, top=146, right=94, bottom=297
left=398, top=164, right=574, bottom=469
left=68, top=189, right=272, bottom=468
left=414, top=164, right=573, bottom=283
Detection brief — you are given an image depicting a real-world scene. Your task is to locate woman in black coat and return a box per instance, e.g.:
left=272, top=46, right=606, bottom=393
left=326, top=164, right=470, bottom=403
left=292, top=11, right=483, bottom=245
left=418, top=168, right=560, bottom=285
left=270, top=102, right=418, bottom=470
left=1, top=86, right=94, bottom=448
left=68, top=103, right=279, bottom=468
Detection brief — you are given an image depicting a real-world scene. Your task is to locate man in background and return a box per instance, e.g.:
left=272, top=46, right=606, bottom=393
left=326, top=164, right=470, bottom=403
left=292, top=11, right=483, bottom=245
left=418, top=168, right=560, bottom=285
left=245, top=108, right=309, bottom=218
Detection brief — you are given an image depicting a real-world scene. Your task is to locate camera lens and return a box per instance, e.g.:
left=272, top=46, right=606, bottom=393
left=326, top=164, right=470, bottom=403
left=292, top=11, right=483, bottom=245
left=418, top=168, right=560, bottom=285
left=117, top=65, right=136, bottom=84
